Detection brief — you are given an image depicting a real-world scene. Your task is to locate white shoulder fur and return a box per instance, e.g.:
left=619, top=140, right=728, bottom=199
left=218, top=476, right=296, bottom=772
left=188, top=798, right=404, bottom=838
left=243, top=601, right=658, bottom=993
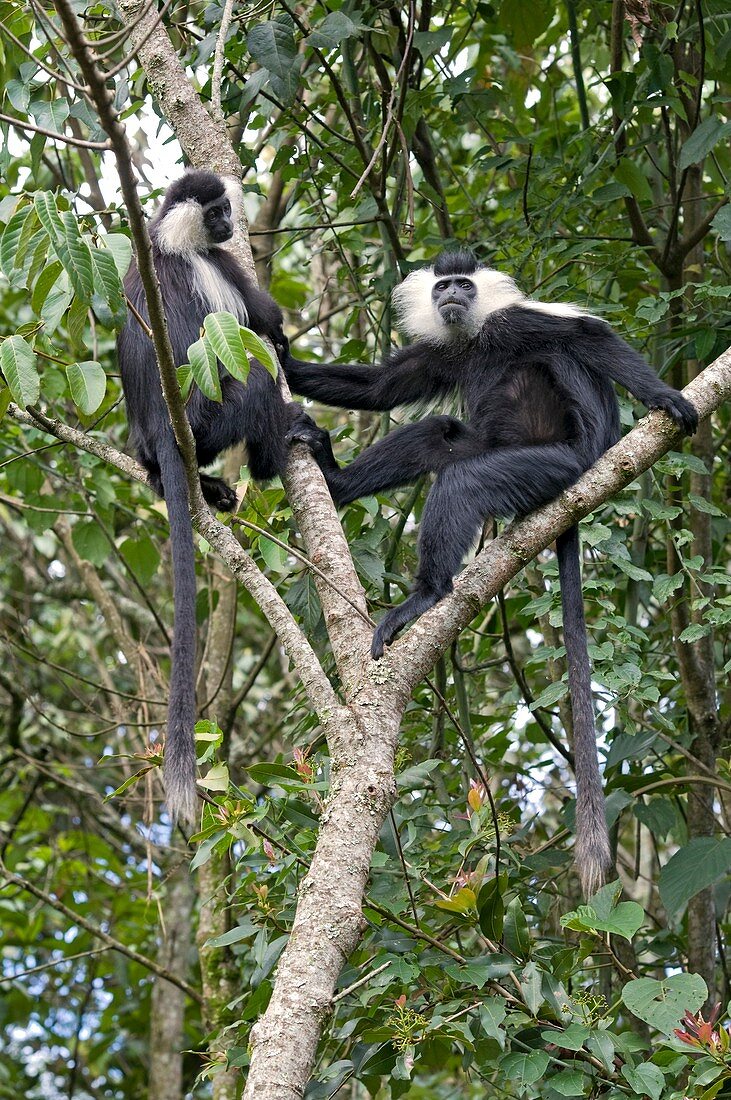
left=392, top=263, right=594, bottom=342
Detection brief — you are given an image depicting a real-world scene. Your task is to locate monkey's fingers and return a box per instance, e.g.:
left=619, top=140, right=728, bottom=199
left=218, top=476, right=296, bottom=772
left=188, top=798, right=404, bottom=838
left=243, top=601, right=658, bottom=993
left=652, top=393, right=699, bottom=435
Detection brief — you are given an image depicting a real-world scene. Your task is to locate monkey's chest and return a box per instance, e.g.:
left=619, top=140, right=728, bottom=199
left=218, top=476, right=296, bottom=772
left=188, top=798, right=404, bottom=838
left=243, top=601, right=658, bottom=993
left=472, top=365, right=574, bottom=447
left=188, top=256, right=250, bottom=325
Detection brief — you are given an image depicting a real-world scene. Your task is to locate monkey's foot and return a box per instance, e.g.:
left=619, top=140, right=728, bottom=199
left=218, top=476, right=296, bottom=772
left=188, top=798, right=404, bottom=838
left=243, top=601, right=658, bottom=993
left=650, top=392, right=699, bottom=435
left=200, top=474, right=237, bottom=512
left=371, top=583, right=450, bottom=660
left=371, top=614, right=400, bottom=660
left=285, top=415, right=330, bottom=453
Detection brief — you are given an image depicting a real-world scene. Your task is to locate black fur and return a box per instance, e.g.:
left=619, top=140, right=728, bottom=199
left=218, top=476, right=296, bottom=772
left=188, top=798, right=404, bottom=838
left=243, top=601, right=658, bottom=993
left=156, top=168, right=227, bottom=211
left=284, top=255, right=698, bottom=894
left=433, top=248, right=479, bottom=276
left=118, top=171, right=309, bottom=823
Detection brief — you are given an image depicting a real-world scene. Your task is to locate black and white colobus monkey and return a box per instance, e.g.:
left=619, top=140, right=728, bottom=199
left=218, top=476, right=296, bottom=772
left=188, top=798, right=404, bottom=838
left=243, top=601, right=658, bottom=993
left=284, top=248, right=698, bottom=893
left=118, top=169, right=309, bottom=823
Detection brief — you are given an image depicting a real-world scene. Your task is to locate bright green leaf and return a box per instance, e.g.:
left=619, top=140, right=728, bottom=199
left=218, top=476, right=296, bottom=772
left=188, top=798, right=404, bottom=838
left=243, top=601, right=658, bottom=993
left=66, top=360, right=106, bottom=415
left=0, top=335, right=39, bottom=407
left=622, top=973, right=708, bottom=1034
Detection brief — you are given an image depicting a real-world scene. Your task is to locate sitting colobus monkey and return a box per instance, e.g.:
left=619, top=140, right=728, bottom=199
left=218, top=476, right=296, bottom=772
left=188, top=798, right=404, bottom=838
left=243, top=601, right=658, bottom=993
left=118, top=169, right=310, bottom=824
left=284, top=248, right=698, bottom=894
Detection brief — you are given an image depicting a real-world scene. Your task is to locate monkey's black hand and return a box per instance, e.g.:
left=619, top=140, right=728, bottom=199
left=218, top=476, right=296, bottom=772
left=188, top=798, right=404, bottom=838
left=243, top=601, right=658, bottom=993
left=650, top=392, right=698, bottom=435
left=273, top=328, right=289, bottom=364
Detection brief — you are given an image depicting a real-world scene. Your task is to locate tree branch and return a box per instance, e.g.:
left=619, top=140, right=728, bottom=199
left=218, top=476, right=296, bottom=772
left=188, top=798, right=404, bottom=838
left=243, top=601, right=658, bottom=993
left=0, top=858, right=202, bottom=1003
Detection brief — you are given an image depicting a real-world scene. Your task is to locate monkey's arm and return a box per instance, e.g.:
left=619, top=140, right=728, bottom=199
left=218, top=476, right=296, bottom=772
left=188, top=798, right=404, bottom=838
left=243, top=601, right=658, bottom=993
left=581, top=319, right=698, bottom=434
left=284, top=346, right=448, bottom=411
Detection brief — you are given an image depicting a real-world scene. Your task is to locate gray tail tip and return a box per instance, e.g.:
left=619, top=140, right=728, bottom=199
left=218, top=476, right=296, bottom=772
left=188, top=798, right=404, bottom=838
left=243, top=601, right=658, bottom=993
left=163, top=768, right=199, bottom=827
left=576, top=839, right=613, bottom=900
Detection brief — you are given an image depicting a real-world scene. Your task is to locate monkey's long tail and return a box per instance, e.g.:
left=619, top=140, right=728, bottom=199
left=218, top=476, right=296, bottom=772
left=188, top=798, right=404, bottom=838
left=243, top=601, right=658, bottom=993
left=556, top=524, right=613, bottom=897
left=157, top=432, right=199, bottom=825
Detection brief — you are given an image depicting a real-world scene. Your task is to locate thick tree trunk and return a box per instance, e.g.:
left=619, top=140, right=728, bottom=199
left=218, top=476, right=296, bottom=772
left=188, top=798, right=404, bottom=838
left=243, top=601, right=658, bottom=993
left=149, top=865, right=195, bottom=1100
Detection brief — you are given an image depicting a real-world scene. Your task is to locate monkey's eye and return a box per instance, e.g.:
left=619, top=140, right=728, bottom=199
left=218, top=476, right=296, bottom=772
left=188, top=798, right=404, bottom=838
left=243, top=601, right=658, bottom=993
left=223, top=201, right=231, bottom=215
left=459, top=280, right=473, bottom=289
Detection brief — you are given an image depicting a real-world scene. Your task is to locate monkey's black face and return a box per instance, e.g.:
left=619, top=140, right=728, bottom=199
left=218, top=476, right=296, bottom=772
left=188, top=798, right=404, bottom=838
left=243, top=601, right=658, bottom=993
left=432, top=274, right=477, bottom=327
left=203, top=197, right=233, bottom=244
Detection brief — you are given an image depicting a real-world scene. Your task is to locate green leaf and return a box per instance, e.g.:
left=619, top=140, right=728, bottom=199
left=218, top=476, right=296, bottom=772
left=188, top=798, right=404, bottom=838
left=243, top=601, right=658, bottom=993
left=239, top=326, right=278, bottom=380
left=40, top=269, right=73, bottom=332
left=499, top=1051, right=550, bottom=1090
left=119, top=536, right=161, bottom=586
left=412, top=26, right=451, bottom=59
left=34, top=190, right=65, bottom=244
left=520, top=960, right=543, bottom=1016
left=90, top=246, right=127, bottom=328
left=678, top=118, right=731, bottom=170
left=678, top=622, right=711, bottom=642
left=6, top=80, right=30, bottom=113
left=548, top=1070, right=588, bottom=1096
left=247, top=762, right=301, bottom=785
left=477, top=877, right=505, bottom=940
left=103, top=233, right=133, bottom=278
left=561, top=881, right=644, bottom=941
left=612, top=557, right=653, bottom=582
left=186, top=337, right=222, bottom=401
left=435, top=887, right=477, bottom=914
left=560, top=897, right=641, bottom=941
left=58, top=211, right=94, bottom=300
left=72, top=520, right=109, bottom=567
left=529, top=680, right=568, bottom=710
left=248, top=15, right=297, bottom=77
left=710, top=205, right=731, bottom=242
left=622, top=973, right=708, bottom=1034
left=198, top=763, right=229, bottom=791
left=615, top=159, right=654, bottom=203
left=479, top=998, right=507, bottom=1046
left=0, top=204, right=31, bottom=277
left=66, top=360, right=106, bottom=415
left=652, top=571, right=685, bottom=603
left=659, top=838, right=731, bottom=916
left=503, top=896, right=530, bottom=959
left=540, top=1023, right=590, bottom=1051
left=688, top=493, right=724, bottom=517
left=621, top=1063, right=665, bottom=1099
left=31, top=260, right=64, bottom=317
left=202, top=312, right=250, bottom=383
left=206, top=923, right=254, bottom=949
left=0, top=335, right=39, bottom=407
left=633, top=799, right=676, bottom=840
left=258, top=534, right=289, bottom=572
left=30, top=97, right=70, bottom=134
left=500, top=0, right=553, bottom=48
left=306, top=11, right=362, bottom=49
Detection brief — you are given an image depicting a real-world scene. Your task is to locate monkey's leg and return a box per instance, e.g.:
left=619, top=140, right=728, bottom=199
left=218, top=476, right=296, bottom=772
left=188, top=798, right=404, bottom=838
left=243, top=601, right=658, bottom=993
left=372, top=443, right=586, bottom=657
left=288, top=415, right=481, bottom=505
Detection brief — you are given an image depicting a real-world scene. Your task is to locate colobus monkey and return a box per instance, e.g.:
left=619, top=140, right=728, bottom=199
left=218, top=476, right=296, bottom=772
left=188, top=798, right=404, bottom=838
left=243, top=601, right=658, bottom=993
left=118, top=169, right=310, bottom=824
left=284, top=248, right=698, bottom=894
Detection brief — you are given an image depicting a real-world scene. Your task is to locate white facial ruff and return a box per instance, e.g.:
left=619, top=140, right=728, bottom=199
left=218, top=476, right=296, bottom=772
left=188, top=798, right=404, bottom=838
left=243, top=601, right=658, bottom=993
left=392, top=264, right=591, bottom=343
left=155, top=199, right=209, bottom=255
left=154, top=180, right=250, bottom=325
